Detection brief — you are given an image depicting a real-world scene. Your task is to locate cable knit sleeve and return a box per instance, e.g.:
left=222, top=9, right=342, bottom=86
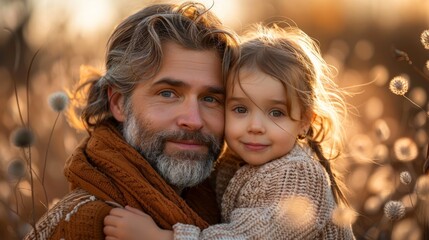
left=24, top=189, right=114, bottom=240
left=172, top=148, right=339, bottom=240
left=56, top=200, right=113, bottom=239
left=214, top=148, right=244, bottom=207
left=268, top=158, right=336, bottom=238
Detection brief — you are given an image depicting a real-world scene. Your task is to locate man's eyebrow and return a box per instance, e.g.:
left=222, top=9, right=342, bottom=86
left=207, top=86, right=225, bottom=95
left=152, top=78, right=187, bottom=87
left=152, top=78, right=225, bottom=94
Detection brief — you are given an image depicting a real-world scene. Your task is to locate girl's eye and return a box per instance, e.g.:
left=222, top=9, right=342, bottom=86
left=233, top=106, right=247, bottom=114
left=270, top=110, right=284, bottom=117
left=159, top=90, right=176, bottom=98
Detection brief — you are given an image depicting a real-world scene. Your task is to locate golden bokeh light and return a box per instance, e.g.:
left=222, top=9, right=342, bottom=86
left=0, top=0, right=428, bottom=239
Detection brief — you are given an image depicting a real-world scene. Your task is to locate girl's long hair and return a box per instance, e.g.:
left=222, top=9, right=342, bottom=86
left=232, top=24, right=350, bottom=205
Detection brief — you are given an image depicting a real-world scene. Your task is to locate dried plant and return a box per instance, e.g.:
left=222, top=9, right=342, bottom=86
left=4, top=28, right=70, bottom=240
left=384, top=200, right=406, bottom=222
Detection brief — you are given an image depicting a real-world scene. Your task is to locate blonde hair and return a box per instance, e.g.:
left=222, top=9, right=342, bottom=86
left=232, top=24, right=349, bottom=205
left=67, top=2, right=239, bottom=131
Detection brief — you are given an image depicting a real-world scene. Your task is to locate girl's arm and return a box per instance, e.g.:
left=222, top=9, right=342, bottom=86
left=104, top=206, right=173, bottom=240
left=174, top=157, right=338, bottom=239
left=104, top=156, right=349, bottom=240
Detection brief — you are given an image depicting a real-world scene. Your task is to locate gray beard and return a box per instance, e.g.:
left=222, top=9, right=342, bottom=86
left=122, top=110, right=222, bottom=190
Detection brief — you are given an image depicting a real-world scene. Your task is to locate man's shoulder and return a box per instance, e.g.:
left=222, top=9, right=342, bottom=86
left=24, top=189, right=113, bottom=240
left=53, top=188, right=113, bottom=223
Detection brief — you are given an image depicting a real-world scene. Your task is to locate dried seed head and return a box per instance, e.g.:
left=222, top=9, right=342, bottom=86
left=399, top=171, right=412, bottom=185
left=11, top=127, right=35, bottom=147
left=373, top=119, right=390, bottom=142
left=421, top=30, right=429, bottom=50
left=7, top=158, right=26, bottom=179
left=389, top=76, right=409, bottom=96
left=384, top=200, right=406, bottom=221
left=48, top=91, right=69, bottom=112
left=393, top=138, right=418, bottom=162
left=392, top=48, right=410, bottom=63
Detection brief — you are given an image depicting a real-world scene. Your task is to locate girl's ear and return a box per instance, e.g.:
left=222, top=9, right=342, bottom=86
left=108, top=86, right=126, bottom=122
left=301, top=111, right=316, bottom=132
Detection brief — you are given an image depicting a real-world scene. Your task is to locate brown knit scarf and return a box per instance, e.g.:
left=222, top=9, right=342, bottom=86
left=64, top=122, right=209, bottom=230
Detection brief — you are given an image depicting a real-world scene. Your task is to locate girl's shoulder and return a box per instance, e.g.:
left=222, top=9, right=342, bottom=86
left=262, top=144, right=319, bottom=170
left=257, top=144, right=330, bottom=185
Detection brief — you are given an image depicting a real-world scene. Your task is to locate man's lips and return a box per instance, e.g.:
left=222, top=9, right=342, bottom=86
left=167, top=140, right=206, bottom=150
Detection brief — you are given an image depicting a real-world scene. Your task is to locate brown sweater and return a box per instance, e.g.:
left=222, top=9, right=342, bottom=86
left=24, top=122, right=219, bottom=239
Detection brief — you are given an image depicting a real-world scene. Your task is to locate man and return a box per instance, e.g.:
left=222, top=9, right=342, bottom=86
left=25, top=2, right=238, bottom=239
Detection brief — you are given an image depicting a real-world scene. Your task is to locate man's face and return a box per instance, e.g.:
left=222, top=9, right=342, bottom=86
left=118, top=42, right=225, bottom=189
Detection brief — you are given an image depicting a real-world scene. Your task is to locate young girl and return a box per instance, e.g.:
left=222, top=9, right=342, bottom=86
left=103, top=24, right=355, bottom=239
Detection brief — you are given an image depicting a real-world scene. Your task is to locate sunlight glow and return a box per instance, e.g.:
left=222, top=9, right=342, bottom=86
left=68, top=0, right=118, bottom=37
left=25, top=0, right=118, bottom=49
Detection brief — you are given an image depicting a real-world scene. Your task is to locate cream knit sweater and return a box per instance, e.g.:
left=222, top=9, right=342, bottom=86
left=173, top=144, right=355, bottom=239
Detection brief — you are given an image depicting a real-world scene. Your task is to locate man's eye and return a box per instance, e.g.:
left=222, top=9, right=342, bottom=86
left=203, top=96, right=217, bottom=103
left=233, top=107, right=247, bottom=114
left=159, top=91, right=176, bottom=98
left=270, top=110, right=284, bottom=117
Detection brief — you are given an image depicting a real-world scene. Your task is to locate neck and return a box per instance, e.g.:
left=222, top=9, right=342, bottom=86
left=172, top=185, right=184, bottom=195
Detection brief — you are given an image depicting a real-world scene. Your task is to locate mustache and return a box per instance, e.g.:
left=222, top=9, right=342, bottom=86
left=162, top=130, right=218, bottom=146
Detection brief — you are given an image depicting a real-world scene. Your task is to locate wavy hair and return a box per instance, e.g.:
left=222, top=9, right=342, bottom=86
left=231, top=24, right=350, bottom=205
left=67, top=2, right=239, bottom=131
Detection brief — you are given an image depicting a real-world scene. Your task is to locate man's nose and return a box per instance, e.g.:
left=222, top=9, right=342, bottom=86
left=177, top=98, right=204, bottom=131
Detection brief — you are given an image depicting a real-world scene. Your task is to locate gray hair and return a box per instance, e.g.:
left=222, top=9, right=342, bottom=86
left=68, top=2, right=238, bottom=130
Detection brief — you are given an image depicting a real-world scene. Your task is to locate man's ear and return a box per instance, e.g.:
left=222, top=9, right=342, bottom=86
left=108, top=86, right=126, bottom=122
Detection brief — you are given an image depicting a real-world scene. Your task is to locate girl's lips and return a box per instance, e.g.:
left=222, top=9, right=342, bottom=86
left=243, top=143, right=269, bottom=151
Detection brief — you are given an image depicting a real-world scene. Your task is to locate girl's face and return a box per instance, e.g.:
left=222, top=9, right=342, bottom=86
left=225, top=68, right=305, bottom=166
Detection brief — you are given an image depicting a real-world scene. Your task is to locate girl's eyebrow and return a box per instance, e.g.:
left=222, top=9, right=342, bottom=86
left=226, top=96, right=245, bottom=101
left=227, top=96, right=287, bottom=105
left=268, top=99, right=288, bottom=105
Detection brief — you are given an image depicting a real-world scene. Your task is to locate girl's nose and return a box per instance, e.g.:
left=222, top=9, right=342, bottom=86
left=247, top=113, right=266, bottom=134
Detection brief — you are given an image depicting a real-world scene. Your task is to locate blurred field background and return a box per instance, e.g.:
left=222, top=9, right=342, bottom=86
left=1, top=0, right=428, bottom=239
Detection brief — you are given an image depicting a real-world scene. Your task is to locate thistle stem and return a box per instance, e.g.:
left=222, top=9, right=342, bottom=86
left=26, top=146, right=39, bottom=240
left=402, top=95, right=429, bottom=117
left=410, top=64, right=429, bottom=83
left=42, top=112, right=60, bottom=185
left=408, top=194, right=414, bottom=208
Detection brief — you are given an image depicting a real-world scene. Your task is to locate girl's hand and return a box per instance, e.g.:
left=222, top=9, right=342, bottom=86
left=104, top=205, right=173, bottom=240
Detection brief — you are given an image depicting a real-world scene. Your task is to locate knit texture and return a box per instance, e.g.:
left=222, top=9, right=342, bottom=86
left=174, top=144, right=355, bottom=239
left=24, top=121, right=218, bottom=239
left=23, top=188, right=102, bottom=240
left=214, top=148, right=244, bottom=207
